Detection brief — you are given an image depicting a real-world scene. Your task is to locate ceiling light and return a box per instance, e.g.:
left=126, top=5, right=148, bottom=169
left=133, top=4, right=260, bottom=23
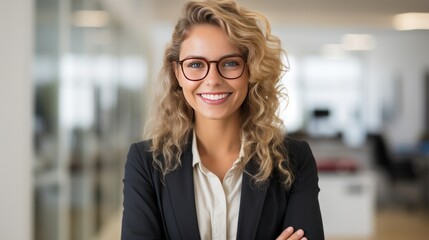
left=341, top=34, right=376, bottom=51
left=393, top=12, right=429, bottom=30
left=72, top=10, right=109, bottom=28
left=321, top=44, right=347, bottom=59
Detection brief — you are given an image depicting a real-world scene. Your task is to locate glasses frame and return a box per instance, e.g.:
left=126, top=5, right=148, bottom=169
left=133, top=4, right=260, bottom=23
left=177, top=54, right=246, bottom=81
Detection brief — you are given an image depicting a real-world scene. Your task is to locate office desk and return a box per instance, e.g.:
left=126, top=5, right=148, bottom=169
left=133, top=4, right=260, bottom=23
left=319, top=171, right=376, bottom=238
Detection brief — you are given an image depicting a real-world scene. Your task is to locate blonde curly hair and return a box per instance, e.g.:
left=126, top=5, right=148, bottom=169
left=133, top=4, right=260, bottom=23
left=145, top=0, right=293, bottom=189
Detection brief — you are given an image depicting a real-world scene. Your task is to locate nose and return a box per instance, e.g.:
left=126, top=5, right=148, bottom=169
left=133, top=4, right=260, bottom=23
left=204, top=62, right=224, bottom=86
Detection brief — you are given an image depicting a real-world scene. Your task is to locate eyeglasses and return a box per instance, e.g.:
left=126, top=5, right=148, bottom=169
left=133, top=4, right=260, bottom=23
left=177, top=54, right=246, bottom=81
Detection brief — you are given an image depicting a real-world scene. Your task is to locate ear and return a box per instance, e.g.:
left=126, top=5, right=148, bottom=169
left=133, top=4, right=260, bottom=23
left=173, top=61, right=183, bottom=87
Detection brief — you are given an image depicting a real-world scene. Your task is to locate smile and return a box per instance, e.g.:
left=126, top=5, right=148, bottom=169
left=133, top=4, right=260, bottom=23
left=199, top=93, right=231, bottom=101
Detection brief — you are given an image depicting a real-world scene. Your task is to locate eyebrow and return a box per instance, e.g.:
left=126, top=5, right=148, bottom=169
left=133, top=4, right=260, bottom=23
left=179, top=53, right=243, bottom=61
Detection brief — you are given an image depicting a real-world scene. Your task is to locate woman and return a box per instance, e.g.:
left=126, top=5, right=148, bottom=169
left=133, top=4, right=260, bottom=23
left=121, top=0, right=324, bottom=239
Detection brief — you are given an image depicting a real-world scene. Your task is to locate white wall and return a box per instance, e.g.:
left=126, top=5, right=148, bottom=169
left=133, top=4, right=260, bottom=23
left=276, top=27, right=429, bottom=148
left=0, top=1, right=33, bottom=239
left=367, top=30, right=429, bottom=147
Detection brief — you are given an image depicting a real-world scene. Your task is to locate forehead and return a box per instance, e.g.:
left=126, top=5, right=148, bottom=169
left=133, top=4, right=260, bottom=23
left=179, top=24, right=241, bottom=59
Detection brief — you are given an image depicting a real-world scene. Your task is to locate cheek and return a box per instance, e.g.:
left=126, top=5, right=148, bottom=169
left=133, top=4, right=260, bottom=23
left=239, top=80, right=250, bottom=96
left=234, top=82, right=249, bottom=106
left=182, top=90, right=194, bottom=104
left=240, top=87, right=249, bottom=104
left=180, top=81, right=199, bottom=103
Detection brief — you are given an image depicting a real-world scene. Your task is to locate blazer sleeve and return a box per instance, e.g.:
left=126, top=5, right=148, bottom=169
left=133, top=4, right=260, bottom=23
left=121, top=143, right=165, bottom=240
left=283, top=140, right=324, bottom=239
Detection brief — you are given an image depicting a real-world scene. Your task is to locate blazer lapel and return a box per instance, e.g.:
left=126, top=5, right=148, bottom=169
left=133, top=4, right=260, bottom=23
left=236, top=160, right=269, bottom=240
left=165, top=139, right=201, bottom=240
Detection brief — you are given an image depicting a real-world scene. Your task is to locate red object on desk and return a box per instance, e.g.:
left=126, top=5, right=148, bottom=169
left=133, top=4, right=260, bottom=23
left=316, top=158, right=359, bottom=173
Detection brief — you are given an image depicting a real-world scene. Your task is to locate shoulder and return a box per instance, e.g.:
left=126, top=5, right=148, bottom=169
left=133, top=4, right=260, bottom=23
left=125, top=139, right=158, bottom=174
left=284, top=137, right=313, bottom=162
left=284, top=137, right=318, bottom=184
left=127, top=139, right=153, bottom=160
left=130, top=139, right=153, bottom=153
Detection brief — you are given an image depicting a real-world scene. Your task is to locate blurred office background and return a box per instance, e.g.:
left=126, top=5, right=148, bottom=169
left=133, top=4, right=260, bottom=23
left=1, top=0, right=429, bottom=239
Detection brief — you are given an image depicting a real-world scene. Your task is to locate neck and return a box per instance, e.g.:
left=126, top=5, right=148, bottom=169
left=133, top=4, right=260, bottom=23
left=194, top=114, right=243, bottom=180
left=194, top=115, right=242, bottom=156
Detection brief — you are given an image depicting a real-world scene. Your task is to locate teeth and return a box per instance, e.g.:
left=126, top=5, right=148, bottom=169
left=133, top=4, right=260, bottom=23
left=200, top=93, right=229, bottom=100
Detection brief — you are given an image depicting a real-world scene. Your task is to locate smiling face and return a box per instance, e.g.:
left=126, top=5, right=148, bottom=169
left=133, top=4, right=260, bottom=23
left=174, top=24, right=249, bottom=123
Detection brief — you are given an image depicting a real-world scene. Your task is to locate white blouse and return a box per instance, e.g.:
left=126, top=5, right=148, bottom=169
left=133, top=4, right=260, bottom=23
left=192, top=131, right=244, bottom=240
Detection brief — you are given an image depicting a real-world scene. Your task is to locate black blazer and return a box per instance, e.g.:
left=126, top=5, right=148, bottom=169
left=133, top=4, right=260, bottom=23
left=121, top=137, right=324, bottom=240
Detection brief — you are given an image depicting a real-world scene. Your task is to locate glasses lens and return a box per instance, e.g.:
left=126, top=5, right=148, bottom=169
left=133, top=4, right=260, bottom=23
left=218, top=56, right=245, bottom=79
left=180, top=56, right=245, bottom=81
left=181, top=59, right=208, bottom=81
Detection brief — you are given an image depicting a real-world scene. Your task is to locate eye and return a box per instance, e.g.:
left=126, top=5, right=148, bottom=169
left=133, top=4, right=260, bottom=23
left=185, top=60, right=206, bottom=69
left=224, top=60, right=239, bottom=67
left=221, top=57, right=243, bottom=68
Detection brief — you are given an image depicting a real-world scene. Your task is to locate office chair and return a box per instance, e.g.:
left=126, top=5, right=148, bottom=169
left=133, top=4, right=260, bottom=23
left=368, top=133, right=420, bottom=209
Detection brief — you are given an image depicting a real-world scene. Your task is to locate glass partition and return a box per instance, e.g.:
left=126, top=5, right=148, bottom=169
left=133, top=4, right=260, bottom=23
left=33, top=0, right=147, bottom=239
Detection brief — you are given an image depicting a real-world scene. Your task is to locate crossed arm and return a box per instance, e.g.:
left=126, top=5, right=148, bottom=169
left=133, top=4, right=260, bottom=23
left=277, top=227, right=307, bottom=240
left=277, top=140, right=325, bottom=240
left=122, top=140, right=324, bottom=239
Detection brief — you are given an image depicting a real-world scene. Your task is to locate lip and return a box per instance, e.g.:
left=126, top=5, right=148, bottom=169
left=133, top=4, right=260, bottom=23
left=197, top=92, right=232, bottom=105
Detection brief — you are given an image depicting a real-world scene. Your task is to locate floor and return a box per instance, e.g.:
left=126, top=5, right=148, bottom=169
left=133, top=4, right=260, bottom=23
left=96, top=207, right=429, bottom=240
left=328, top=207, right=429, bottom=240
